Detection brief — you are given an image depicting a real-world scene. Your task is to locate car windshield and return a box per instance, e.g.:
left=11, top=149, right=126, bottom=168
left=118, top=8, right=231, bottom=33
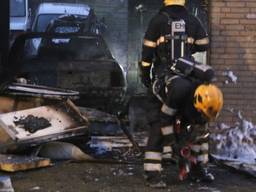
left=35, top=14, right=63, bottom=32
left=10, top=0, right=26, bottom=17
left=54, top=26, right=81, bottom=33
left=25, top=36, right=112, bottom=60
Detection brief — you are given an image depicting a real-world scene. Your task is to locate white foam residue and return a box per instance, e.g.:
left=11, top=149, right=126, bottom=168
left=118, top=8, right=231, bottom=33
left=223, top=70, right=238, bottom=84
left=212, top=113, right=256, bottom=163
left=198, top=186, right=221, bottom=192
left=217, top=123, right=230, bottom=130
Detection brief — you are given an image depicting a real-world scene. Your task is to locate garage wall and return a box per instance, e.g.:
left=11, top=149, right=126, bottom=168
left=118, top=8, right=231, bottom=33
left=210, top=0, right=256, bottom=125
left=79, top=0, right=128, bottom=67
left=127, top=0, right=162, bottom=93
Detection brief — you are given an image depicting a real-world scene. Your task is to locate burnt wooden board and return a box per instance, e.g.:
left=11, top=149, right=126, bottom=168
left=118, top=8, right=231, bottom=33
left=0, top=154, right=51, bottom=172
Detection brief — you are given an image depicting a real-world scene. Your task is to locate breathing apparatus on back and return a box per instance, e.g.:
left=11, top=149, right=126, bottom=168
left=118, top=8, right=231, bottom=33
left=162, top=1, right=214, bottom=82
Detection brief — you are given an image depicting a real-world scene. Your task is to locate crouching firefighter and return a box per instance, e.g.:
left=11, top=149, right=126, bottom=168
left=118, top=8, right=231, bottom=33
left=139, top=0, right=224, bottom=188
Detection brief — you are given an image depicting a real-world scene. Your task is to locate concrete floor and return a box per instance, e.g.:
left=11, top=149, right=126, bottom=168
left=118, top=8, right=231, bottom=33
left=5, top=161, right=256, bottom=192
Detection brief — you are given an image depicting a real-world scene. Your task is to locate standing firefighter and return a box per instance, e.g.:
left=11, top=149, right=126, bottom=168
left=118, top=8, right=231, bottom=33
left=139, top=0, right=224, bottom=188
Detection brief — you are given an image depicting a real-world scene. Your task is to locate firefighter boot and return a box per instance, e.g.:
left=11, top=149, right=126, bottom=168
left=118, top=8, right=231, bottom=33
left=144, top=171, right=167, bottom=188
left=189, top=164, right=215, bottom=183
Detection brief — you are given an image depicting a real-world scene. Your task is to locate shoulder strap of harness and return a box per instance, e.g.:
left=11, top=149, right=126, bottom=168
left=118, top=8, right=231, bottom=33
left=161, top=11, right=173, bottom=25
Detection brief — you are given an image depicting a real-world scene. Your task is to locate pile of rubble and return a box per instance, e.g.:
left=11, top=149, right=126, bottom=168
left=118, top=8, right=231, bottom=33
left=0, top=83, right=140, bottom=174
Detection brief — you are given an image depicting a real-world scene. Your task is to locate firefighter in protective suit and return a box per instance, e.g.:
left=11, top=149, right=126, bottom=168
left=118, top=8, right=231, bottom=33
left=139, top=0, right=224, bottom=188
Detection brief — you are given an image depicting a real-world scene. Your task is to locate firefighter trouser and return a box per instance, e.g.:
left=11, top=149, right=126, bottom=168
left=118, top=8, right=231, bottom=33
left=144, top=121, right=210, bottom=174
left=144, top=106, right=176, bottom=173
left=144, top=75, right=188, bottom=173
left=190, top=126, right=210, bottom=165
left=144, top=78, right=210, bottom=174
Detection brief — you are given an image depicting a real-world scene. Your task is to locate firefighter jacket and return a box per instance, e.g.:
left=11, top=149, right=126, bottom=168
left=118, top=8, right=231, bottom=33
left=139, top=5, right=209, bottom=85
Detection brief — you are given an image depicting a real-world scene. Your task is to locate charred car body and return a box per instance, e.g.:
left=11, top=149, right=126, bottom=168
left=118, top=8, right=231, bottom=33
left=30, top=2, right=99, bottom=54
left=45, top=14, right=103, bottom=35
left=32, top=3, right=96, bottom=33
left=8, top=17, right=127, bottom=114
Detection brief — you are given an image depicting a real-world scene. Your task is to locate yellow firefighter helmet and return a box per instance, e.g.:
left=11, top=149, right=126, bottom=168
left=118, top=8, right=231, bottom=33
left=164, top=0, right=186, bottom=6
left=194, top=84, right=223, bottom=121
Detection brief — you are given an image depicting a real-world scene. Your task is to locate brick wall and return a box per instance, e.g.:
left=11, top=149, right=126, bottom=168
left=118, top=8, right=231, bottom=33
left=210, top=0, right=256, bottom=125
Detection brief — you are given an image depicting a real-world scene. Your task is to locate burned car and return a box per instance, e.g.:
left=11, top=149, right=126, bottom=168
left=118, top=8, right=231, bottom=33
left=45, top=14, right=104, bottom=35
left=31, top=3, right=96, bottom=33
left=8, top=32, right=127, bottom=114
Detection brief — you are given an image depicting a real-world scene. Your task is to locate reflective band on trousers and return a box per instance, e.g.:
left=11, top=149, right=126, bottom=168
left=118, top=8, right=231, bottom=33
left=197, top=154, right=209, bottom=163
left=144, top=163, right=162, bottom=171
left=201, top=143, right=209, bottom=151
left=163, top=146, right=172, bottom=153
left=145, top=152, right=162, bottom=161
left=141, top=61, right=151, bottom=67
left=191, top=145, right=201, bottom=153
left=161, top=125, right=174, bottom=136
left=144, top=39, right=157, bottom=48
left=195, top=37, right=209, bottom=45
left=161, top=104, right=177, bottom=116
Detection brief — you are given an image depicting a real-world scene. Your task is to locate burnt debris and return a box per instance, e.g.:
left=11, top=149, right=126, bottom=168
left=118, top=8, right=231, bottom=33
left=14, top=115, right=51, bottom=133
